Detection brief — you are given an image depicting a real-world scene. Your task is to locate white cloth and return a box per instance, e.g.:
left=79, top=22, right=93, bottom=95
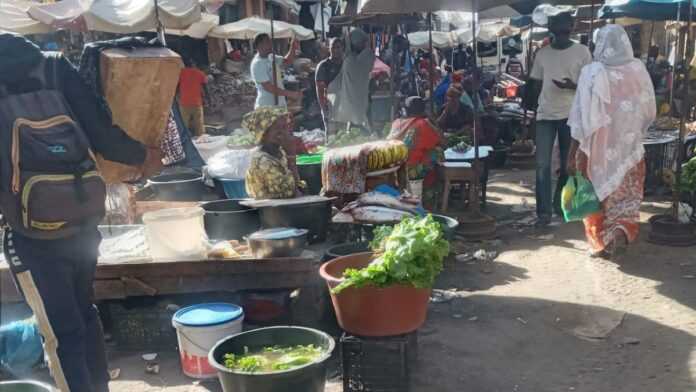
left=331, top=29, right=375, bottom=125
left=530, top=43, right=592, bottom=120
left=251, top=53, right=287, bottom=109
left=0, top=0, right=51, bottom=34
left=568, top=25, right=656, bottom=201
left=310, top=3, right=330, bottom=34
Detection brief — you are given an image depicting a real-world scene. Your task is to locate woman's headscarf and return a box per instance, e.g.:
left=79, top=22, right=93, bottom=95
left=242, top=107, right=289, bottom=143
left=593, top=24, right=635, bottom=66
left=404, top=96, right=426, bottom=117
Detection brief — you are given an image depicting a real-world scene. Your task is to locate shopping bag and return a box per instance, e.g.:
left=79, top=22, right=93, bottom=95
left=561, top=173, right=601, bottom=222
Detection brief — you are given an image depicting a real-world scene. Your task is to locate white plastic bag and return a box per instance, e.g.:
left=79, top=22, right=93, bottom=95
left=206, top=149, right=254, bottom=180
left=193, top=135, right=229, bottom=163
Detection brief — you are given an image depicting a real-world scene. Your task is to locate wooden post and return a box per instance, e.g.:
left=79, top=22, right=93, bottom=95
left=673, top=3, right=693, bottom=218
left=589, top=0, right=596, bottom=46
left=270, top=7, right=279, bottom=106
left=428, top=12, right=435, bottom=115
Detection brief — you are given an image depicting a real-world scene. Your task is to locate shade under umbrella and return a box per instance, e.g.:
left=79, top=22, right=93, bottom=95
left=599, top=0, right=696, bottom=21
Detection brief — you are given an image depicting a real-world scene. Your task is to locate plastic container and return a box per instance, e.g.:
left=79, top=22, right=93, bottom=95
left=208, top=326, right=335, bottom=392
left=409, top=179, right=424, bottom=199
left=0, top=381, right=54, bottom=392
left=297, top=163, right=322, bottom=195
left=320, top=252, right=431, bottom=337
left=214, top=178, right=248, bottom=199
left=172, top=303, right=244, bottom=379
left=143, top=207, right=208, bottom=260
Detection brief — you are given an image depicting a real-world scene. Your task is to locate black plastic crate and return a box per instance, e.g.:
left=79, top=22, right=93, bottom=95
left=104, top=301, right=178, bottom=350
left=341, top=332, right=418, bottom=392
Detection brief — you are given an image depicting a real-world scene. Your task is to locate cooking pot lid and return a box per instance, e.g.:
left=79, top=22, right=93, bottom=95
left=249, top=227, right=308, bottom=240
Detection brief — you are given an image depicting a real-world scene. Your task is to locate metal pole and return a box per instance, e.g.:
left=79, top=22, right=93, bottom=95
left=428, top=12, right=435, bottom=115
left=648, top=21, right=656, bottom=49
left=670, top=5, right=682, bottom=116
left=154, top=0, right=167, bottom=46
left=526, top=23, right=534, bottom=77
left=471, top=1, right=482, bottom=212
left=270, top=7, right=279, bottom=106
left=673, top=2, right=693, bottom=218
left=320, top=0, right=326, bottom=42
left=588, top=0, right=596, bottom=46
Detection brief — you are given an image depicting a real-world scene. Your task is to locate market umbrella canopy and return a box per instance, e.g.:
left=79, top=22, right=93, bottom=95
left=27, top=0, right=201, bottom=34
left=358, top=0, right=594, bottom=14
left=599, top=0, right=696, bottom=21
left=408, top=30, right=457, bottom=48
left=161, top=12, right=219, bottom=39
left=0, top=0, right=52, bottom=34
left=209, top=16, right=315, bottom=40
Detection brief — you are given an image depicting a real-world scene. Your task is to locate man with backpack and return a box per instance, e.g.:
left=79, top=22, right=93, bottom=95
left=0, top=33, right=161, bottom=392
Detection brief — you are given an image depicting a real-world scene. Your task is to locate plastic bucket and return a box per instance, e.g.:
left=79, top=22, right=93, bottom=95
left=214, top=178, right=248, bottom=199
left=172, top=303, right=244, bottom=379
left=143, top=207, right=208, bottom=261
left=409, top=179, right=424, bottom=199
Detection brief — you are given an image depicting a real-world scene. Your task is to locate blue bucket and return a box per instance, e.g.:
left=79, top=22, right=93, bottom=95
left=214, top=178, right=248, bottom=199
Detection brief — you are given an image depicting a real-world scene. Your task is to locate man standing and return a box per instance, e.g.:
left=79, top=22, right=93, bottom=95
left=250, top=33, right=302, bottom=109
left=526, top=12, right=592, bottom=227
left=178, top=60, right=208, bottom=136
left=315, top=38, right=344, bottom=137
left=0, top=33, right=160, bottom=392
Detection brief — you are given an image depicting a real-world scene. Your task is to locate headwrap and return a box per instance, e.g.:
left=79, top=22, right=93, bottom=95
left=404, top=96, right=426, bottom=117
left=242, top=107, right=289, bottom=143
left=593, top=24, right=635, bottom=67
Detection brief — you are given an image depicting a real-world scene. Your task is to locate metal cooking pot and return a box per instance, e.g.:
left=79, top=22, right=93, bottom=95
left=201, top=199, right=260, bottom=240
left=147, top=172, right=205, bottom=201
left=247, top=228, right=308, bottom=258
left=257, top=200, right=332, bottom=244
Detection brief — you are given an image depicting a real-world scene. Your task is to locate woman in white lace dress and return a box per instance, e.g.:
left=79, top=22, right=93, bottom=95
left=567, top=25, right=656, bottom=258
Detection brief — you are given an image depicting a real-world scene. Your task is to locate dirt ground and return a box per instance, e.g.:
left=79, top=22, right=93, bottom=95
left=12, top=168, right=696, bottom=392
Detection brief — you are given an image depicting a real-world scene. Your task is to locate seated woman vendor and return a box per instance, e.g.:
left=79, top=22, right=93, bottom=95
left=244, top=107, right=305, bottom=199
left=388, top=96, right=444, bottom=207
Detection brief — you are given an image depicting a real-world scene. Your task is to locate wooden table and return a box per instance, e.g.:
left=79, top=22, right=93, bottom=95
left=0, top=254, right=323, bottom=305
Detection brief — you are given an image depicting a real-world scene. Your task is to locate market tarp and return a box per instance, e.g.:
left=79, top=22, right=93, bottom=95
left=358, top=0, right=593, bottom=14
left=163, top=12, right=219, bottom=39
left=599, top=0, right=696, bottom=21
left=209, top=16, right=315, bottom=40
left=0, top=0, right=52, bottom=34
left=408, top=31, right=457, bottom=49
left=27, top=0, right=201, bottom=34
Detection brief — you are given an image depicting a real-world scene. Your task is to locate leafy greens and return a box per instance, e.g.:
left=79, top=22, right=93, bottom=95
left=332, top=215, right=450, bottom=294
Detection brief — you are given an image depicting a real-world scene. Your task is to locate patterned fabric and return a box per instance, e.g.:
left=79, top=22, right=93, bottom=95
left=322, top=143, right=376, bottom=195
left=568, top=25, right=656, bottom=201
left=242, top=107, right=289, bottom=143
left=245, top=147, right=297, bottom=199
left=160, top=112, right=185, bottom=166
left=388, top=117, right=443, bottom=187
left=580, top=153, right=645, bottom=252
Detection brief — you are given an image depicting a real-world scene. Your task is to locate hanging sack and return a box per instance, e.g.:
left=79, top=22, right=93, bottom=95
left=0, top=54, right=106, bottom=239
left=561, top=173, right=601, bottom=222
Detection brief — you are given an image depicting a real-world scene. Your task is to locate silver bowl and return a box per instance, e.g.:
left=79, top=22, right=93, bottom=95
left=247, top=227, right=309, bottom=258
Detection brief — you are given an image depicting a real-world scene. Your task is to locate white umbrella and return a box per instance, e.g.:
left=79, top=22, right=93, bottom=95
left=161, top=12, right=219, bottom=39
left=408, top=30, right=457, bottom=49
left=0, top=0, right=52, bottom=34
left=27, top=0, right=201, bottom=34
left=209, top=16, right=314, bottom=40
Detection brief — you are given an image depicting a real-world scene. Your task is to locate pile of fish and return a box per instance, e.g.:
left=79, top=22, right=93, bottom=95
left=333, top=191, right=423, bottom=224
left=205, top=64, right=256, bottom=115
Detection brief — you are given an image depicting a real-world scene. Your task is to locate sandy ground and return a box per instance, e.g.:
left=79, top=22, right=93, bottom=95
left=8, top=168, right=696, bottom=392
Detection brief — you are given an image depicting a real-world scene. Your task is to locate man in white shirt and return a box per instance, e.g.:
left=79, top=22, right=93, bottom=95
left=526, top=12, right=592, bottom=226
left=250, top=33, right=303, bottom=109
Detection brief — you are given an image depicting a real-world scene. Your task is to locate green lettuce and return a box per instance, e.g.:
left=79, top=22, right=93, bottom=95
left=332, top=215, right=450, bottom=294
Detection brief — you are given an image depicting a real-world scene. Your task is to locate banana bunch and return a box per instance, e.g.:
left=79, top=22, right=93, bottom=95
left=367, top=141, right=409, bottom=170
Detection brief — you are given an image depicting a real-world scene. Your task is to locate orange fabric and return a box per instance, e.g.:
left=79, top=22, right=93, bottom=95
left=389, top=117, right=442, bottom=186
left=580, top=152, right=645, bottom=252
left=179, top=67, right=207, bottom=107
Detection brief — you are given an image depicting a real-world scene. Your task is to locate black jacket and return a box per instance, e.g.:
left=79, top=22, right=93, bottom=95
left=0, top=34, right=146, bottom=166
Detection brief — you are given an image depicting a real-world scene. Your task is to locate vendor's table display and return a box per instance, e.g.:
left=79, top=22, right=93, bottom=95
left=443, top=145, right=494, bottom=209
left=643, top=129, right=679, bottom=193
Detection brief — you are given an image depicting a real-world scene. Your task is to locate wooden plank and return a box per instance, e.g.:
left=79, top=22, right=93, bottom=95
left=94, top=257, right=318, bottom=279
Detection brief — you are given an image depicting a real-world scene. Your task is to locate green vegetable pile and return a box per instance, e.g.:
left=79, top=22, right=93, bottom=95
left=327, top=128, right=379, bottom=148
left=227, top=131, right=255, bottom=147
left=223, top=345, right=323, bottom=373
left=679, top=156, right=696, bottom=194
left=332, top=215, right=450, bottom=294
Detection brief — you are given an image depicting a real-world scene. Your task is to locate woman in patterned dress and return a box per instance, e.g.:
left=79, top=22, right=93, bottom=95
left=567, top=25, right=656, bottom=258
left=388, top=96, right=444, bottom=208
left=244, top=107, right=304, bottom=199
